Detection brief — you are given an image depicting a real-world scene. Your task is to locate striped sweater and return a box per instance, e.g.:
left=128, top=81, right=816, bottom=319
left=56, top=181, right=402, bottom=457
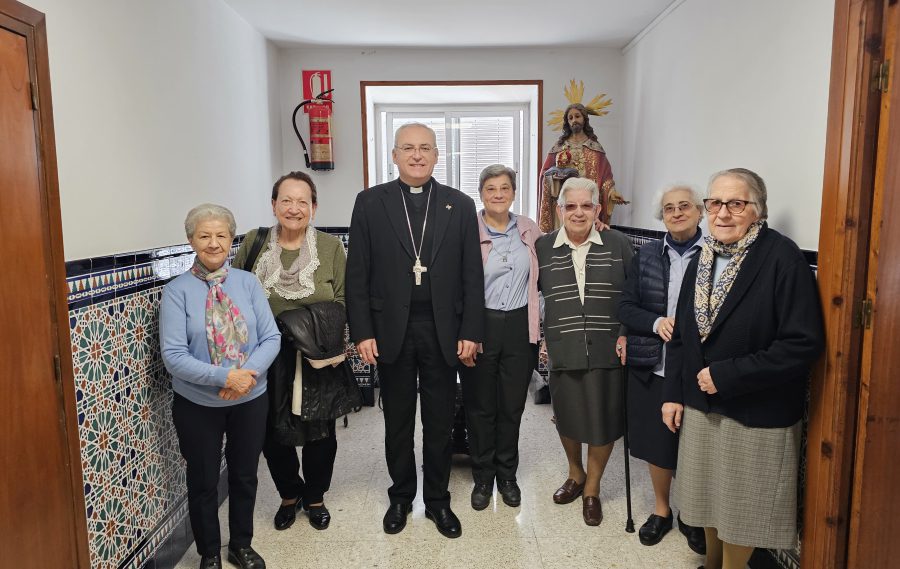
left=536, top=229, right=634, bottom=371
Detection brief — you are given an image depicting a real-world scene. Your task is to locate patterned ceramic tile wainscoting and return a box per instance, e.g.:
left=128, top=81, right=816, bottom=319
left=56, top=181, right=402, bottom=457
left=65, top=228, right=365, bottom=569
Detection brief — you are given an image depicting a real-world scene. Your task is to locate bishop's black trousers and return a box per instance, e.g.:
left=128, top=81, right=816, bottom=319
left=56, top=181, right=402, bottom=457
left=378, top=318, right=457, bottom=508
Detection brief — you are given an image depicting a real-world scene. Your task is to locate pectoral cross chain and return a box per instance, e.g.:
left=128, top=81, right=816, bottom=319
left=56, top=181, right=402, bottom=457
left=400, top=182, right=433, bottom=287
left=413, top=258, right=428, bottom=286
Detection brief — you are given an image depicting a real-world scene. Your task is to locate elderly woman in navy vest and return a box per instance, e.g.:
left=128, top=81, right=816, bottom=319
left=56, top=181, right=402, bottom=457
left=618, top=185, right=706, bottom=553
left=662, top=169, right=824, bottom=569
left=536, top=177, right=633, bottom=526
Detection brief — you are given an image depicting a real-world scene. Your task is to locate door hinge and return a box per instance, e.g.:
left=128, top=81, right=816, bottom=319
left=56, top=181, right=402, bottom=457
left=53, top=354, right=61, bottom=383
left=29, top=82, right=38, bottom=110
left=857, top=297, right=873, bottom=329
left=874, top=61, right=890, bottom=93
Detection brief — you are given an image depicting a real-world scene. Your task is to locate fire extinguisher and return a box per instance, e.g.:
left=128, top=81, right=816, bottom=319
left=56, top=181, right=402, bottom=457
left=291, top=88, right=334, bottom=171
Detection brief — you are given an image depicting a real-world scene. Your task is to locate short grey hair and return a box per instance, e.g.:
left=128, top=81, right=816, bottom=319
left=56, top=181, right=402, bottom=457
left=393, top=122, right=437, bottom=147
left=653, top=184, right=703, bottom=221
left=557, top=177, right=600, bottom=205
left=184, top=203, right=237, bottom=239
left=708, top=168, right=768, bottom=219
left=478, top=164, right=517, bottom=193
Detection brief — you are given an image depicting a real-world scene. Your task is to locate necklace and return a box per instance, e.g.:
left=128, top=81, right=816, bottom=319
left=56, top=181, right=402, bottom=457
left=571, top=247, right=587, bottom=277
left=400, top=183, right=432, bottom=286
left=494, top=235, right=514, bottom=263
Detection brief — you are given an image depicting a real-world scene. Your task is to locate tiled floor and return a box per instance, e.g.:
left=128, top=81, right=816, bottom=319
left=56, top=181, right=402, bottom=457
left=175, top=391, right=707, bottom=569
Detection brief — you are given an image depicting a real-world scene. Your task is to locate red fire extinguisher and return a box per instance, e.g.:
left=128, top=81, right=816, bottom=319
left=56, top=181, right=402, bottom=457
left=292, top=88, right=334, bottom=171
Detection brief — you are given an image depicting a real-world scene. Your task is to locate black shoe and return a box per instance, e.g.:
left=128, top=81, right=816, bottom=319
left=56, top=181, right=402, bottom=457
left=305, top=504, right=331, bottom=530
left=273, top=499, right=300, bottom=531
left=199, top=554, right=221, bottom=569
left=382, top=503, right=412, bottom=534
left=425, top=505, right=462, bottom=538
left=678, top=514, right=707, bottom=555
left=638, top=511, right=673, bottom=546
left=497, top=479, right=521, bottom=507
left=227, top=545, right=265, bottom=569
left=470, top=482, right=492, bottom=510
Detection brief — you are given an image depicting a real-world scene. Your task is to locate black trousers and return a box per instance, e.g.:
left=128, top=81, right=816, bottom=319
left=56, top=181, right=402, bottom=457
left=172, top=391, right=268, bottom=557
left=460, top=307, right=537, bottom=484
left=378, top=318, right=457, bottom=508
left=262, top=420, right=337, bottom=505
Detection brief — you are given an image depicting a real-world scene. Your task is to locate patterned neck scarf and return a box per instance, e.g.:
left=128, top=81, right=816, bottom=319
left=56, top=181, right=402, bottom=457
left=190, top=258, right=249, bottom=367
left=694, top=220, right=765, bottom=341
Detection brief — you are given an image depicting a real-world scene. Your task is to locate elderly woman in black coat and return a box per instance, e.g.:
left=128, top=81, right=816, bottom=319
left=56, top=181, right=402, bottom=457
left=618, top=185, right=706, bottom=553
left=662, top=168, right=824, bottom=569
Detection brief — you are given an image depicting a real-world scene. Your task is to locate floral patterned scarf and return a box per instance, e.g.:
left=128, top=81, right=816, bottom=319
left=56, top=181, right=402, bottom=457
left=190, top=258, right=249, bottom=367
left=694, top=220, right=765, bottom=342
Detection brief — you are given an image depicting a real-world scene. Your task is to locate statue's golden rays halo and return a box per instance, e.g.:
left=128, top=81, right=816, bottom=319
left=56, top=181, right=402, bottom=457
left=547, top=79, right=613, bottom=131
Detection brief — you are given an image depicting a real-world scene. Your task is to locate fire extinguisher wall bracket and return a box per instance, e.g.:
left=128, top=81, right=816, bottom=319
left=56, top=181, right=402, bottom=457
left=291, top=89, right=335, bottom=171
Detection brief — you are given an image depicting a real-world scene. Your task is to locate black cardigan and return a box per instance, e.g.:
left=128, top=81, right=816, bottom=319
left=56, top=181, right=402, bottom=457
left=662, top=225, right=825, bottom=428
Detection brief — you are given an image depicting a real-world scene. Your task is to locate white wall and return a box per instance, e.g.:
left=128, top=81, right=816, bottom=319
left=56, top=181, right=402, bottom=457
left=277, top=47, right=624, bottom=227
left=621, top=0, right=833, bottom=250
left=30, top=0, right=283, bottom=260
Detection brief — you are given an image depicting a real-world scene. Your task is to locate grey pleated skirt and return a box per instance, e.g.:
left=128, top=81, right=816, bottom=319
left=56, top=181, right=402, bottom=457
left=549, top=368, right=624, bottom=446
left=673, top=406, right=801, bottom=549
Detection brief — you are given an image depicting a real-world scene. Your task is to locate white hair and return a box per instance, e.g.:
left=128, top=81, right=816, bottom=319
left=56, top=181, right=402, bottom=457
left=557, top=177, right=600, bottom=205
left=653, top=184, right=704, bottom=220
left=184, top=203, right=236, bottom=239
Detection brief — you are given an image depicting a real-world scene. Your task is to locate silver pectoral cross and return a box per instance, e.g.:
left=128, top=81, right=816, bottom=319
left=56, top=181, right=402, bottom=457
left=413, top=257, right=428, bottom=286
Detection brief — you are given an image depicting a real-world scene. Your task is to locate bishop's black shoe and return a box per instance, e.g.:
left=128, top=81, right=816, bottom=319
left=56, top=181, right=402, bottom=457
left=425, top=505, right=462, bottom=538
left=382, top=503, right=413, bottom=534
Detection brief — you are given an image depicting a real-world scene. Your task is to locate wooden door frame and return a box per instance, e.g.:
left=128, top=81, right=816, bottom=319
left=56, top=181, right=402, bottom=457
left=0, top=1, right=89, bottom=567
left=801, top=0, right=886, bottom=568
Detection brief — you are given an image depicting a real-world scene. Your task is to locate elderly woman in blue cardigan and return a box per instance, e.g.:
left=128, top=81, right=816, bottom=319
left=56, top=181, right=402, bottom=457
left=160, top=203, right=281, bottom=569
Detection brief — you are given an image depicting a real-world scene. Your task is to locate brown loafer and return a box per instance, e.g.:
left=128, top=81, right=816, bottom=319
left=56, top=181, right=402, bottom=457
left=582, top=496, right=603, bottom=526
left=552, top=478, right=585, bottom=504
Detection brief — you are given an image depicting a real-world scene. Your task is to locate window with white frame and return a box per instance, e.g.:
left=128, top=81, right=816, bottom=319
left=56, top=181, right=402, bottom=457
left=376, top=106, right=528, bottom=214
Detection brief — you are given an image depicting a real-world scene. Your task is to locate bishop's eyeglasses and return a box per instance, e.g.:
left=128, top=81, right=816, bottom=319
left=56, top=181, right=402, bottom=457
left=396, top=144, right=435, bottom=155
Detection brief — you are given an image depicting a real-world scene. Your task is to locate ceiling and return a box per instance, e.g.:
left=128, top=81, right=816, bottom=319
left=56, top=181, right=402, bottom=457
left=222, top=0, right=675, bottom=49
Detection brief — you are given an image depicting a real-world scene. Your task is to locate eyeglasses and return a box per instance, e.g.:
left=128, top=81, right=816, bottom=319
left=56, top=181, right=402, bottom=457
left=702, top=199, right=755, bottom=215
left=396, top=144, right=435, bottom=155
left=561, top=203, right=596, bottom=213
left=663, top=202, right=697, bottom=215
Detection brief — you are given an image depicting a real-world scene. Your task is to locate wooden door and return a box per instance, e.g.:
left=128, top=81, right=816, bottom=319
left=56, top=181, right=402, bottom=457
left=0, top=2, right=88, bottom=568
left=845, top=1, right=900, bottom=566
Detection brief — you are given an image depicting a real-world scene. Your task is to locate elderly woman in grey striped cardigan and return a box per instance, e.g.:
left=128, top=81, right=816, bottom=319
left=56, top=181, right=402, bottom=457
left=536, top=177, right=633, bottom=526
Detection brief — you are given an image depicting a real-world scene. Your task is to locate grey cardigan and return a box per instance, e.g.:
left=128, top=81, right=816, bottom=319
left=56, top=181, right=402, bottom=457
left=536, top=229, right=633, bottom=371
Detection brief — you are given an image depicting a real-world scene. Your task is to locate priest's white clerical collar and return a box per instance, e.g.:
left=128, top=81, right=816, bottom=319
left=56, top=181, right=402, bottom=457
left=398, top=178, right=432, bottom=195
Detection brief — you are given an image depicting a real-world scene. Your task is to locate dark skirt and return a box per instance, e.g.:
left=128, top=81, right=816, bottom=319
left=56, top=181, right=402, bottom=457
left=550, top=368, right=624, bottom=446
left=626, top=370, right=678, bottom=470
